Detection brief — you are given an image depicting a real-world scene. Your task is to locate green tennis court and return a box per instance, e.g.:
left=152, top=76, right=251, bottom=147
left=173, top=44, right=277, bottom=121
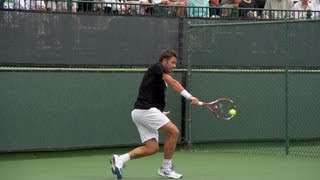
left=1, top=148, right=319, bottom=180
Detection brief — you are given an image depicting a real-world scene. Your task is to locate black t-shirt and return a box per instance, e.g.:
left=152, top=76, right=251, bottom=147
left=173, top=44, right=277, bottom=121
left=133, top=63, right=168, bottom=112
left=239, top=0, right=258, bottom=18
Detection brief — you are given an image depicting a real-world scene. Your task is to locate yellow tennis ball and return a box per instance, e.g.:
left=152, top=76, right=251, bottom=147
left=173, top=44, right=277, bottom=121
left=229, top=109, right=237, bottom=116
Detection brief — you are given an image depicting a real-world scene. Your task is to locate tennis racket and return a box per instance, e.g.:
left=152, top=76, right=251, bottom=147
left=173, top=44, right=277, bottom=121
left=198, top=98, right=237, bottom=121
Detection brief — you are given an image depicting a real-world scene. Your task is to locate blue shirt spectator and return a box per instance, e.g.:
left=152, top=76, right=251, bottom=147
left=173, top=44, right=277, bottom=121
left=0, top=0, right=5, bottom=9
left=188, top=0, right=209, bottom=17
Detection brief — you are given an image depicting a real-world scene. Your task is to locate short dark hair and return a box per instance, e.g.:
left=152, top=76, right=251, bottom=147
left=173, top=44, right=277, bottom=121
left=158, top=49, right=178, bottom=62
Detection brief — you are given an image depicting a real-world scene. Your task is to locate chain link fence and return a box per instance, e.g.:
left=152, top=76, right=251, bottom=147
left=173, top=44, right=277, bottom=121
left=1, top=5, right=320, bottom=157
left=185, top=20, right=320, bottom=157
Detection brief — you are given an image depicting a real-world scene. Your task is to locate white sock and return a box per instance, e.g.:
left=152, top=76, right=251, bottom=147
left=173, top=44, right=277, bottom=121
left=119, top=153, right=130, bottom=163
left=162, top=159, right=172, bottom=169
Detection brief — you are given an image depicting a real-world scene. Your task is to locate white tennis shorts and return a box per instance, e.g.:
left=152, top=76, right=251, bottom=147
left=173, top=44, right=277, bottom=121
left=131, top=107, right=170, bottom=143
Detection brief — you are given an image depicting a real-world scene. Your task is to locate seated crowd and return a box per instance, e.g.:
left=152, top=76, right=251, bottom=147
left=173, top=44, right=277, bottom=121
left=1, top=0, right=320, bottom=19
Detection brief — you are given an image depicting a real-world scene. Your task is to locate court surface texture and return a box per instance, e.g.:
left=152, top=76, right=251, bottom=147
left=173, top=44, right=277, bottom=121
left=1, top=148, right=319, bottom=180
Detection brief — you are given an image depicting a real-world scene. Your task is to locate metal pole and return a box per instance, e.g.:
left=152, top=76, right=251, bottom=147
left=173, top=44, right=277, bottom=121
left=186, top=21, right=193, bottom=150
left=284, top=19, right=290, bottom=156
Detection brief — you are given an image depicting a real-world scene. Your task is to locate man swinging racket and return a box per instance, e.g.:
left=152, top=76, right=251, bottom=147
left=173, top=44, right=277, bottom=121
left=110, top=49, right=200, bottom=179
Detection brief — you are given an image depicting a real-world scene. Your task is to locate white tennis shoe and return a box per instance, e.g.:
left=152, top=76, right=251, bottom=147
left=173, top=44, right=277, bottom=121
left=109, top=154, right=124, bottom=179
left=157, top=166, right=183, bottom=179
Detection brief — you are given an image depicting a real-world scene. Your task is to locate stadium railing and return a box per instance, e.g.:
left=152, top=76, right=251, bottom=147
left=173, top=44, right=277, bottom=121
left=2, top=0, right=320, bottom=20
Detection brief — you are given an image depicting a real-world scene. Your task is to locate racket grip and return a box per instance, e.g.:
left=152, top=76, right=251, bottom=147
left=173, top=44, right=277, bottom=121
left=198, top=101, right=204, bottom=106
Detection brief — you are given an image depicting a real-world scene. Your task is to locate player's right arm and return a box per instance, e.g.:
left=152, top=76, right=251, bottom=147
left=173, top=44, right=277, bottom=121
left=162, top=73, right=184, bottom=92
left=162, top=73, right=199, bottom=105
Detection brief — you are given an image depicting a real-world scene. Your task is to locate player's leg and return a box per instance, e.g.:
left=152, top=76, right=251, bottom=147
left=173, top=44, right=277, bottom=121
left=159, top=122, right=179, bottom=160
left=157, top=122, right=182, bottom=179
left=109, top=154, right=125, bottom=179
left=110, top=108, right=164, bottom=179
left=110, top=139, right=158, bottom=179
left=128, top=138, right=159, bottom=159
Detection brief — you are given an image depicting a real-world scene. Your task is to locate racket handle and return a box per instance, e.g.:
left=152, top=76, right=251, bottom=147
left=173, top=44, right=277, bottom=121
left=198, top=101, right=204, bottom=106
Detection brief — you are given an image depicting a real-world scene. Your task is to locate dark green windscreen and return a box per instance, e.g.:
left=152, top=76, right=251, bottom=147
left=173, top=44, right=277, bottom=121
left=0, top=71, right=182, bottom=151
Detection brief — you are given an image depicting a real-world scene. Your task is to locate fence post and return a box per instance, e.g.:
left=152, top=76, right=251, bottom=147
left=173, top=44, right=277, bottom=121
left=284, top=19, right=290, bottom=156
left=186, top=21, right=193, bottom=150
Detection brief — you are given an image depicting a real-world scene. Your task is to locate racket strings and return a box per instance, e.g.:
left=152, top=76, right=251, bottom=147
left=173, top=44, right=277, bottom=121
left=211, top=100, right=236, bottom=120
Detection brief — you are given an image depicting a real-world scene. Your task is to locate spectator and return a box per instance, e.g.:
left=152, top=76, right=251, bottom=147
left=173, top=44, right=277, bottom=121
left=262, top=0, right=293, bottom=19
left=0, top=0, right=4, bottom=9
left=92, top=0, right=106, bottom=12
left=13, top=0, right=46, bottom=10
left=155, top=0, right=187, bottom=17
left=137, top=0, right=186, bottom=17
left=72, top=0, right=78, bottom=12
left=311, top=0, right=320, bottom=18
left=256, top=0, right=266, bottom=16
left=239, top=0, right=259, bottom=19
left=312, top=0, right=320, bottom=10
left=46, top=1, right=67, bottom=12
left=104, top=0, right=129, bottom=14
left=2, top=0, right=14, bottom=9
left=188, top=0, right=209, bottom=17
left=220, top=0, right=233, bottom=6
left=221, top=0, right=241, bottom=18
left=256, top=0, right=266, bottom=9
left=46, top=0, right=77, bottom=12
left=138, top=0, right=156, bottom=15
left=292, top=0, right=316, bottom=19
left=209, top=0, right=220, bottom=17
left=78, top=0, right=93, bottom=12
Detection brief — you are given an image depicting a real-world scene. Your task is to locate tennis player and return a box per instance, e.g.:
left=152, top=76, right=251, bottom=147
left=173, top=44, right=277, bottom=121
left=110, top=49, right=199, bottom=179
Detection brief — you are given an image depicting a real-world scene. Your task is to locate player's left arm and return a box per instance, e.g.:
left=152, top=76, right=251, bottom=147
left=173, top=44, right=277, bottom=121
left=162, top=73, right=199, bottom=105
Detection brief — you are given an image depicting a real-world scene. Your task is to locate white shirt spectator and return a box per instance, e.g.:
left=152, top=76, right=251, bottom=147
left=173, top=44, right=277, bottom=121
left=311, top=0, right=320, bottom=18
left=3, top=0, right=14, bottom=9
left=14, top=0, right=46, bottom=10
left=153, top=0, right=162, bottom=4
left=104, top=0, right=128, bottom=12
left=292, top=0, right=316, bottom=19
left=263, top=0, right=294, bottom=19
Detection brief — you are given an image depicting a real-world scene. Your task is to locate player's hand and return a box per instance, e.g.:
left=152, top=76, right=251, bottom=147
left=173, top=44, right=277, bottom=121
left=163, top=111, right=170, bottom=116
left=189, top=96, right=199, bottom=105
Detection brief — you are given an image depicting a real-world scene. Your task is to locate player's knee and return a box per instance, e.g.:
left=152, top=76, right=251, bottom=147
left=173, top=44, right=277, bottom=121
left=150, top=146, right=159, bottom=155
left=160, top=123, right=180, bottom=138
left=170, top=128, right=180, bottom=138
left=147, top=144, right=159, bottom=155
left=175, top=128, right=180, bottom=137
left=145, top=140, right=159, bottom=155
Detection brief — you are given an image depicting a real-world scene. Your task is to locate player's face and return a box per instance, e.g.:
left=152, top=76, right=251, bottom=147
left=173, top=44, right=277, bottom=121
left=162, top=57, right=177, bottom=73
